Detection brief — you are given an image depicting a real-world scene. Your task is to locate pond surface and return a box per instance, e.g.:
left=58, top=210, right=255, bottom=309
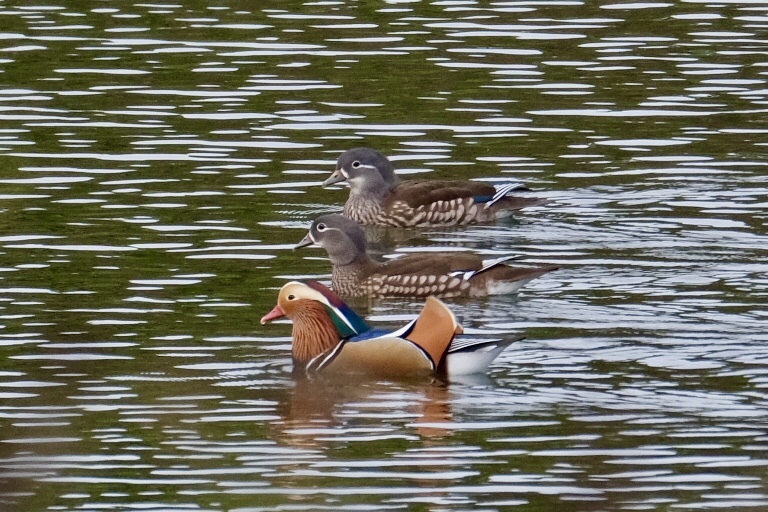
left=1, top=1, right=767, bottom=511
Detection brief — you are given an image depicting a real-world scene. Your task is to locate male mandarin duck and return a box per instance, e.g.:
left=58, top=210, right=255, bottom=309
left=260, top=281, right=523, bottom=377
left=323, top=147, right=545, bottom=227
left=295, top=213, right=557, bottom=298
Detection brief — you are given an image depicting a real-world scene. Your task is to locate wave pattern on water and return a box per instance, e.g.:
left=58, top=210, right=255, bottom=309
left=0, top=1, right=767, bottom=511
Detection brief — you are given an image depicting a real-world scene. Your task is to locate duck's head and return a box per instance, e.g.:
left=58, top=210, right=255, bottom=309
left=260, top=281, right=370, bottom=338
left=260, top=281, right=331, bottom=324
left=323, top=147, right=399, bottom=195
left=294, top=214, right=368, bottom=266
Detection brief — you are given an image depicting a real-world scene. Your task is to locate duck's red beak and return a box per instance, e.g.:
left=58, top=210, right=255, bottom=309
left=260, top=305, right=285, bottom=325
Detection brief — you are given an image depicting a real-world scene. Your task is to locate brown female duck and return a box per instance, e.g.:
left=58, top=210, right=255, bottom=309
left=295, top=214, right=557, bottom=298
left=323, top=147, right=545, bottom=227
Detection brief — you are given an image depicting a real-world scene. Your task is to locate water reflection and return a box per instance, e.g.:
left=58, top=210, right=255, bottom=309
left=1, top=0, right=768, bottom=510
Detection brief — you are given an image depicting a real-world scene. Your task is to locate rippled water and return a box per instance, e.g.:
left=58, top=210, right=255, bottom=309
left=1, top=1, right=767, bottom=511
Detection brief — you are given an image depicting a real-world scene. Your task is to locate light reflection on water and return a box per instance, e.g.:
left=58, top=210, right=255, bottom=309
left=1, top=1, right=768, bottom=511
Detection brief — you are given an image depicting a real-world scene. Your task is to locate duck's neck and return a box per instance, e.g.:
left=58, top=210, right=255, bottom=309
left=349, top=171, right=392, bottom=202
left=291, top=301, right=342, bottom=369
left=324, top=239, right=375, bottom=269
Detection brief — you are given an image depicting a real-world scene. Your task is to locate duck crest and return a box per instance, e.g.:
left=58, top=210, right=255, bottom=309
left=306, top=281, right=370, bottom=337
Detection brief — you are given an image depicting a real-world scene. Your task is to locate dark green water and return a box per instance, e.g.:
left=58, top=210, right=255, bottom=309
left=1, top=2, right=767, bottom=511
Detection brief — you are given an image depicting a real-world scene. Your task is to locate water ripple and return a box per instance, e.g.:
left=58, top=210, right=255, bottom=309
left=0, top=2, right=767, bottom=511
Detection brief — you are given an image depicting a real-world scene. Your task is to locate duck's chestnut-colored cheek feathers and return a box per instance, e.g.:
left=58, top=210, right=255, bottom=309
left=260, top=305, right=285, bottom=325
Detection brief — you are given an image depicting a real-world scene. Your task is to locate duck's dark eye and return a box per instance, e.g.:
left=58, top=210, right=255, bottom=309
left=352, top=160, right=361, bottom=168
left=287, top=294, right=296, bottom=300
left=317, top=223, right=326, bottom=231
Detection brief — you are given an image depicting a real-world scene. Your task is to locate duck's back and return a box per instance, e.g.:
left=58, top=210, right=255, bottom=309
left=376, top=179, right=538, bottom=226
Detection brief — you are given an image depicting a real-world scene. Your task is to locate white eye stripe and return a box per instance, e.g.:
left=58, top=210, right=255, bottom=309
left=345, top=163, right=375, bottom=173
left=313, top=225, right=343, bottom=235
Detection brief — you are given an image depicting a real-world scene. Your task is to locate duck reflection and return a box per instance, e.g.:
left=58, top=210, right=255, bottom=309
left=275, top=374, right=455, bottom=446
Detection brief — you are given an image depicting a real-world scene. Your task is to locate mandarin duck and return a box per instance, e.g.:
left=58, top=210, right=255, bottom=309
left=295, top=214, right=557, bottom=298
left=260, top=281, right=523, bottom=377
left=323, top=147, right=545, bottom=227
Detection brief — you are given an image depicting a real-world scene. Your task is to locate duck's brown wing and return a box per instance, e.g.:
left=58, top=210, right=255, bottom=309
left=365, top=253, right=484, bottom=296
left=388, top=180, right=497, bottom=209
left=377, top=252, right=483, bottom=275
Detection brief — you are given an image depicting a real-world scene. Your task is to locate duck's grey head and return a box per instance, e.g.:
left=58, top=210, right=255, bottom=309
left=295, top=214, right=368, bottom=266
left=323, top=147, right=399, bottom=197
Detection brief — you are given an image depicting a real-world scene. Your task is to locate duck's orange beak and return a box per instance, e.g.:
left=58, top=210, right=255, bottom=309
left=260, top=305, right=285, bottom=325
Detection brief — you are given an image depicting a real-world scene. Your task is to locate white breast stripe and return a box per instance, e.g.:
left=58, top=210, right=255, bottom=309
left=307, top=340, right=347, bottom=374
